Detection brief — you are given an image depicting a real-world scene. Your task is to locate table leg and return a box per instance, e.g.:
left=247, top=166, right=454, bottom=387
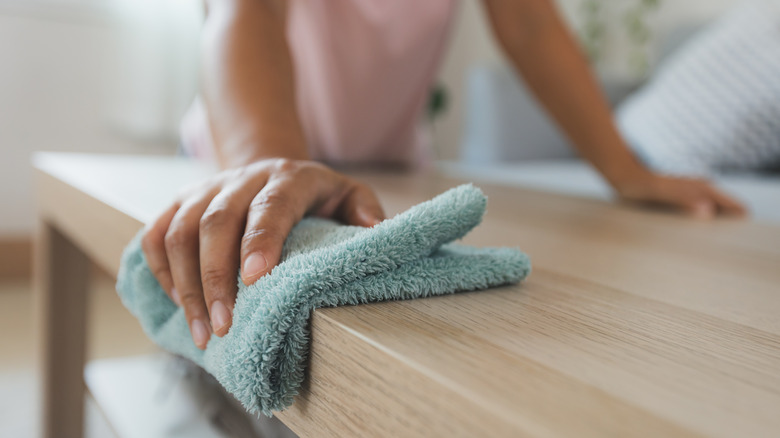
left=34, top=222, right=90, bottom=438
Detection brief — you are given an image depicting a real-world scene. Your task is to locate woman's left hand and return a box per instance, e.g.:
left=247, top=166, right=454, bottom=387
left=613, top=173, right=747, bottom=219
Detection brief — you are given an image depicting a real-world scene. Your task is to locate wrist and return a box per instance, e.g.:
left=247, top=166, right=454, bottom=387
left=597, top=158, right=655, bottom=194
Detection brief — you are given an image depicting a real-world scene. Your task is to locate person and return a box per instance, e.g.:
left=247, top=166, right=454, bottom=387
left=141, top=0, right=746, bottom=349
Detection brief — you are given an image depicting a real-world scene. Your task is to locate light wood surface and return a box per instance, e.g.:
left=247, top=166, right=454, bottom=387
left=33, top=153, right=780, bottom=438
left=33, top=222, right=90, bottom=438
left=0, top=237, right=32, bottom=279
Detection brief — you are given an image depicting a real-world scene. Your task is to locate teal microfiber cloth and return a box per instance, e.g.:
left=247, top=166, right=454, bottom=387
left=116, top=184, right=531, bottom=416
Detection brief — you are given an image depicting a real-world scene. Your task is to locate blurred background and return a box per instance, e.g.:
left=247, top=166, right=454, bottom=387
left=0, top=0, right=745, bottom=240
left=0, top=0, right=775, bottom=437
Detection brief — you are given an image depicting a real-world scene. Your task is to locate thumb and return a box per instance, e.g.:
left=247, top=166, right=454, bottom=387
left=340, top=183, right=385, bottom=227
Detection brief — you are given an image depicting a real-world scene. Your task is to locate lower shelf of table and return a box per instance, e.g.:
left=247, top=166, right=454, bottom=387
left=85, top=354, right=290, bottom=438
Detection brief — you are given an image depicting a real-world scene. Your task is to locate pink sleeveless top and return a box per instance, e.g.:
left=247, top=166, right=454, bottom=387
left=181, top=0, right=456, bottom=167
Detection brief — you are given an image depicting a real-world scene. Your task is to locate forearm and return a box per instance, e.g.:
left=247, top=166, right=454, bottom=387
left=203, top=0, right=308, bottom=168
left=483, top=0, right=650, bottom=187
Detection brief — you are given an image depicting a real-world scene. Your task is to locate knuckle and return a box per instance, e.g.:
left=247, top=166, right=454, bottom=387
left=250, top=159, right=274, bottom=173
left=272, top=159, right=329, bottom=187
left=150, top=264, right=169, bottom=279
left=228, top=165, right=249, bottom=180
left=164, top=226, right=196, bottom=252
left=241, top=228, right=285, bottom=250
left=296, top=160, right=324, bottom=176
left=251, top=191, right=295, bottom=216
left=179, top=292, right=204, bottom=311
left=201, top=267, right=231, bottom=295
left=141, top=223, right=168, bottom=254
left=199, top=207, right=232, bottom=233
left=273, top=158, right=298, bottom=174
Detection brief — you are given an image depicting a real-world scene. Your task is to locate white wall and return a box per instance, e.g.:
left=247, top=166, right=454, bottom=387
left=0, top=1, right=201, bottom=236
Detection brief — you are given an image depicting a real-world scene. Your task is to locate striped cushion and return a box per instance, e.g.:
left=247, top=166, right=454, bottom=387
left=617, top=0, right=780, bottom=176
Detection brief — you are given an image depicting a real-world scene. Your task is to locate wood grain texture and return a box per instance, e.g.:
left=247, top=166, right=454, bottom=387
left=33, top=153, right=780, bottom=437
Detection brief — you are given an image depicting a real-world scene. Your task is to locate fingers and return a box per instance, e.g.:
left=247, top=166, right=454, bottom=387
left=165, top=190, right=219, bottom=349
left=199, top=176, right=267, bottom=337
left=676, top=181, right=746, bottom=219
left=705, top=185, right=747, bottom=217
left=240, top=175, right=316, bottom=286
left=681, top=197, right=716, bottom=220
left=339, top=183, right=385, bottom=227
left=669, top=183, right=718, bottom=220
left=141, top=203, right=179, bottom=303
left=144, top=158, right=386, bottom=348
left=641, top=177, right=746, bottom=220
left=617, top=173, right=748, bottom=220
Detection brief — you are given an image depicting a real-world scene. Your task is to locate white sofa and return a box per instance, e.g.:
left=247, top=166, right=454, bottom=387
left=454, top=33, right=779, bottom=224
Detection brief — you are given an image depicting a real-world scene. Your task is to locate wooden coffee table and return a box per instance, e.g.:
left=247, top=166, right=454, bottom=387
left=33, top=153, right=780, bottom=437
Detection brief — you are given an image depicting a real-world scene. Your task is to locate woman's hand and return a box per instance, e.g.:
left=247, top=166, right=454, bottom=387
left=613, top=172, right=746, bottom=218
left=141, top=159, right=385, bottom=349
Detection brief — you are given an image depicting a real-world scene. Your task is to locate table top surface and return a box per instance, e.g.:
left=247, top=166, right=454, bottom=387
left=34, top=153, right=780, bottom=438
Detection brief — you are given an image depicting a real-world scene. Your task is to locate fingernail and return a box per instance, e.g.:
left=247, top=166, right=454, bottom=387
left=210, top=300, right=232, bottom=333
left=357, top=207, right=381, bottom=227
left=243, top=252, right=267, bottom=280
left=191, top=319, right=210, bottom=349
left=171, top=287, right=181, bottom=306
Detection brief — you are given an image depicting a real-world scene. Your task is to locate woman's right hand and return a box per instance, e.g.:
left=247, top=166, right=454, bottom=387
left=141, top=158, right=385, bottom=349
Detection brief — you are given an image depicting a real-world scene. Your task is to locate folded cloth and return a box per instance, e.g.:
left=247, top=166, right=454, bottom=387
left=116, top=184, right=531, bottom=416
